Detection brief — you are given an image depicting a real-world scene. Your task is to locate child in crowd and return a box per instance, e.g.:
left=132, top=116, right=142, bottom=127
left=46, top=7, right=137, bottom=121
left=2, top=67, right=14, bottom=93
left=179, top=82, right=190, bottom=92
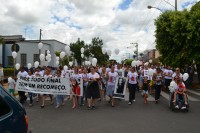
left=8, top=77, right=15, bottom=96
left=142, top=76, right=149, bottom=104
left=71, top=79, right=81, bottom=109
left=173, top=80, right=187, bottom=106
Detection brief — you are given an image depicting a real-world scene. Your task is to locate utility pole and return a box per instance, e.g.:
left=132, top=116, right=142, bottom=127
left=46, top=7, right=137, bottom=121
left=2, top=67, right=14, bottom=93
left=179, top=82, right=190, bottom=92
left=175, top=0, right=177, bottom=11
left=39, top=29, right=42, bottom=65
left=130, top=43, right=138, bottom=60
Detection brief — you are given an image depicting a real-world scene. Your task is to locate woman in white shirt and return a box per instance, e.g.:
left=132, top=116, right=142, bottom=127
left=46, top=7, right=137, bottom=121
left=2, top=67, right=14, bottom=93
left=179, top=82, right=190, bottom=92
left=127, top=67, right=138, bottom=105
left=163, top=65, right=173, bottom=92
left=87, top=66, right=100, bottom=110
left=107, top=66, right=118, bottom=107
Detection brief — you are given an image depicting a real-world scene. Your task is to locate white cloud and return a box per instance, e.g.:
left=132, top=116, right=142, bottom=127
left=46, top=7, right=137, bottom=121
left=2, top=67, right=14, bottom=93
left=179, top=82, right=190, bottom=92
left=0, top=0, right=199, bottom=63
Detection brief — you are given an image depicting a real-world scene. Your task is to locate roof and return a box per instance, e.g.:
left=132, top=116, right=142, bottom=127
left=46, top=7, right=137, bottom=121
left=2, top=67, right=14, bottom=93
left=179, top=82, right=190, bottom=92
left=22, top=39, right=67, bottom=46
left=0, top=35, right=25, bottom=42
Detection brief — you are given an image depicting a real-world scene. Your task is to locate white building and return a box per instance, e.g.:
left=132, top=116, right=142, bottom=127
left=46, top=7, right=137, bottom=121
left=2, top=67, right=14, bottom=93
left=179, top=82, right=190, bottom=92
left=1, top=35, right=66, bottom=67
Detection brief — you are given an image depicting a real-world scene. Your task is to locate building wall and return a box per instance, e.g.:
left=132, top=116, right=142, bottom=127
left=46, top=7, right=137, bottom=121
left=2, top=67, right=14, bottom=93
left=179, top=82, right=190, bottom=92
left=155, top=50, right=160, bottom=58
left=3, top=40, right=66, bottom=67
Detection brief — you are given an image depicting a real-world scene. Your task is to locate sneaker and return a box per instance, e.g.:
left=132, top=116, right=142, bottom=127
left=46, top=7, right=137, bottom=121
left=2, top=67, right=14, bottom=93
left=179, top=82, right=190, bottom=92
left=87, top=106, right=91, bottom=110
left=133, top=99, right=136, bottom=102
left=175, top=105, right=179, bottom=109
left=128, top=102, right=132, bottom=105
left=181, top=106, right=186, bottom=110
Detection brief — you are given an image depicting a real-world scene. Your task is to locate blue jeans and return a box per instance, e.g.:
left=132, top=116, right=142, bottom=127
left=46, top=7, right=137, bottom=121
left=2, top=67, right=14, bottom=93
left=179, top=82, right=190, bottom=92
left=56, top=95, right=64, bottom=105
left=81, top=86, right=87, bottom=105
left=28, top=92, right=33, bottom=104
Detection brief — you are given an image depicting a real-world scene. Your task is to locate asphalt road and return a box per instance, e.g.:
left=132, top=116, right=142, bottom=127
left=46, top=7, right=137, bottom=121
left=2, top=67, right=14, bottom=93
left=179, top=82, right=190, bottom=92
left=25, top=91, right=200, bottom=133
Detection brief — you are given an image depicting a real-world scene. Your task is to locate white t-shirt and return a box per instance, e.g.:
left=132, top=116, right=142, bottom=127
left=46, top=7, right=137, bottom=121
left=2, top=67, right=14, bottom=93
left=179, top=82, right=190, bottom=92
left=149, top=68, right=156, bottom=80
left=172, top=73, right=183, bottom=79
left=106, top=68, right=111, bottom=73
left=107, top=72, right=118, bottom=86
left=143, top=69, right=150, bottom=80
left=115, top=69, right=124, bottom=77
left=72, top=73, right=82, bottom=80
left=17, top=71, right=28, bottom=78
left=127, top=72, right=138, bottom=84
left=88, top=72, right=100, bottom=81
left=34, top=71, right=43, bottom=77
left=164, top=69, right=173, bottom=79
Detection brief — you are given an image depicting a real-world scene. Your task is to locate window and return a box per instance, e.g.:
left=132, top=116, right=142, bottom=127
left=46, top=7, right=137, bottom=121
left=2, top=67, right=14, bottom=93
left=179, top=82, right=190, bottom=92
left=21, top=54, right=27, bottom=66
left=7, top=56, right=13, bottom=67
left=0, top=95, right=11, bottom=117
left=33, top=54, right=39, bottom=63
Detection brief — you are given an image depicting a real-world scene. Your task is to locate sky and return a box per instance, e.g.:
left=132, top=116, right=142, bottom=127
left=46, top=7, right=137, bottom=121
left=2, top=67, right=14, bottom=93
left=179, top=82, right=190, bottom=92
left=0, top=0, right=199, bottom=62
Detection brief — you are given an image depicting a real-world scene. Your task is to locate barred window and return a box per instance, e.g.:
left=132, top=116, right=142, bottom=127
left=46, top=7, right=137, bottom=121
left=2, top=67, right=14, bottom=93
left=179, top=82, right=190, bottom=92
left=7, top=56, right=13, bottom=67
left=21, top=54, right=27, bottom=66
left=33, top=54, right=39, bottom=63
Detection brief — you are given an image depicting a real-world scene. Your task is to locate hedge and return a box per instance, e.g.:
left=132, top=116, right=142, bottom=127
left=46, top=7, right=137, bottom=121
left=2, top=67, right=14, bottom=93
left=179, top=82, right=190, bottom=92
left=3, top=68, right=15, bottom=77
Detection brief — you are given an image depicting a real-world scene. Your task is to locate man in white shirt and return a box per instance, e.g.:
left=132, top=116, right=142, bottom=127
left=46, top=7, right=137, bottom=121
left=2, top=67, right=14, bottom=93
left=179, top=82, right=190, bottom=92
left=17, top=66, right=28, bottom=104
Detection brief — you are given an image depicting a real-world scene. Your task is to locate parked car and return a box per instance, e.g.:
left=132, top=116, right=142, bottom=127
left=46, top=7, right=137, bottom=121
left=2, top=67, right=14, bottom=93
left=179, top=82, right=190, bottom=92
left=0, top=86, right=28, bottom=133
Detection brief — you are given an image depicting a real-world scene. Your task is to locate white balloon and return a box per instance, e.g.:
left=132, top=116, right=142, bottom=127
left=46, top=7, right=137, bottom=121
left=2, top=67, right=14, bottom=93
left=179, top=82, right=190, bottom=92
left=131, top=61, right=136, bottom=67
left=92, top=62, right=96, bottom=67
left=34, top=61, right=39, bottom=68
left=12, top=51, right=17, bottom=58
left=144, top=62, right=149, bottom=66
left=170, top=81, right=177, bottom=87
left=102, top=48, right=106, bottom=54
left=149, top=60, right=152, bottom=63
left=46, top=56, right=49, bottom=61
left=56, top=61, right=59, bottom=66
left=27, top=63, right=32, bottom=69
left=81, top=48, right=84, bottom=54
left=38, top=42, right=43, bottom=49
left=69, top=62, right=73, bottom=67
left=136, top=60, right=140, bottom=66
left=64, top=65, right=68, bottom=71
left=60, top=51, right=65, bottom=59
left=88, top=61, right=91, bottom=65
left=56, top=57, right=59, bottom=61
left=15, top=63, right=20, bottom=70
left=81, top=54, right=84, bottom=58
left=47, top=58, right=51, bottom=63
left=183, top=73, right=189, bottom=81
left=8, top=77, right=12, bottom=83
left=114, top=48, right=120, bottom=55
left=106, top=50, right=111, bottom=56
left=85, top=61, right=88, bottom=65
left=47, top=50, right=50, bottom=54
left=47, top=54, right=51, bottom=59
left=40, top=54, right=45, bottom=61
left=65, top=46, right=70, bottom=53
left=92, top=58, right=97, bottom=63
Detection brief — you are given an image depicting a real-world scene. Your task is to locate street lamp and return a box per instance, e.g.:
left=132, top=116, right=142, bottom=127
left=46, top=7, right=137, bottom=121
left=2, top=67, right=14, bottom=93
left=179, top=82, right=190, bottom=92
left=147, top=5, right=163, bottom=12
left=148, top=0, right=177, bottom=12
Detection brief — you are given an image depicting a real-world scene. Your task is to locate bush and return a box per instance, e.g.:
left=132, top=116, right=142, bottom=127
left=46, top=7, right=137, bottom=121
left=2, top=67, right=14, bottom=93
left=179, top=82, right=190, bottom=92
left=3, top=68, right=15, bottom=77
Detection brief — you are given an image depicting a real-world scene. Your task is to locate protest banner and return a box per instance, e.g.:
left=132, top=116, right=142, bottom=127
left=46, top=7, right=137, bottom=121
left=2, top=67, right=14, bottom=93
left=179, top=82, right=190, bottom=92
left=113, top=77, right=127, bottom=99
left=16, top=76, right=83, bottom=96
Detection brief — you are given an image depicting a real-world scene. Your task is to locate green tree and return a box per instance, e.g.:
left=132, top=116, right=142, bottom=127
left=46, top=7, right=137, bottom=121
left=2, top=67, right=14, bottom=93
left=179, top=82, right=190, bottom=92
left=155, top=2, right=200, bottom=82
left=70, top=38, right=85, bottom=65
left=89, top=37, right=109, bottom=65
